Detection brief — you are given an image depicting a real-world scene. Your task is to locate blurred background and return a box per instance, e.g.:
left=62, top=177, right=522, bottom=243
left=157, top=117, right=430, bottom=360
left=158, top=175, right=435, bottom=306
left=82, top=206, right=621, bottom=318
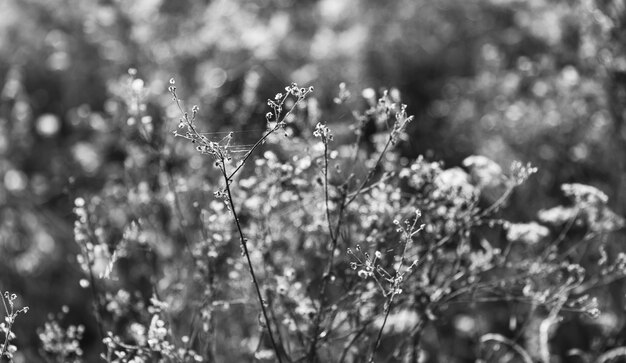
left=1, top=0, right=625, bottom=361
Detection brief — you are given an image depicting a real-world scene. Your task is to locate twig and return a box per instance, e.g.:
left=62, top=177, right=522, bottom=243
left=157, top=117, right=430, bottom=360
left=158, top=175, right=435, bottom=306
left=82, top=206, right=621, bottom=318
left=368, top=296, right=395, bottom=363
left=345, top=136, right=394, bottom=207
left=307, top=123, right=351, bottom=362
left=219, top=161, right=285, bottom=363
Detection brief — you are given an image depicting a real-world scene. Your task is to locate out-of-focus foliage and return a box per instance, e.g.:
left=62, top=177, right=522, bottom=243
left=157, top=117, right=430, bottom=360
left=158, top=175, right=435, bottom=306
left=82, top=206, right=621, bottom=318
left=1, top=0, right=625, bottom=362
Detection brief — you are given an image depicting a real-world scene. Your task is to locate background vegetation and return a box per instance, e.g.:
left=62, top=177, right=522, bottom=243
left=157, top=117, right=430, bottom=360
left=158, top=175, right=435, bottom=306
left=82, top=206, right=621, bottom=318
left=1, top=0, right=626, bottom=362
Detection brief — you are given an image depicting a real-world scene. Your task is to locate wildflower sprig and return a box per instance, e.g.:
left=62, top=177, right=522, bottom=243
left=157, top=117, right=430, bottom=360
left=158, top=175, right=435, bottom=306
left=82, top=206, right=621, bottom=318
left=347, top=210, right=423, bottom=363
left=169, top=79, right=231, bottom=161
left=1, top=291, right=28, bottom=361
left=348, top=246, right=384, bottom=282
left=346, top=90, right=414, bottom=206
left=509, top=161, right=538, bottom=186
left=170, top=79, right=313, bottom=180
left=313, top=122, right=333, bottom=142
left=309, top=88, right=415, bottom=362
left=229, top=83, right=313, bottom=180
left=170, top=80, right=313, bottom=363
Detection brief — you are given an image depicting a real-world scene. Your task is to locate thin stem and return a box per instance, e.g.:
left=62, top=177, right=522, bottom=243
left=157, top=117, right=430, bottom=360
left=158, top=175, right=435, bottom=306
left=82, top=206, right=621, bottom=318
left=76, top=223, right=106, bottom=343
left=308, top=137, right=348, bottom=362
left=219, top=160, right=285, bottom=363
left=409, top=319, right=426, bottom=363
left=368, top=296, right=395, bottom=363
left=540, top=209, right=580, bottom=261
left=191, top=197, right=217, bottom=361
left=338, top=321, right=372, bottom=363
left=267, top=292, right=291, bottom=362
left=345, top=135, right=394, bottom=207
left=307, top=208, right=346, bottom=361
left=323, top=141, right=335, bottom=242
left=476, top=184, right=515, bottom=219
left=85, top=253, right=105, bottom=341
left=164, top=171, right=202, bottom=266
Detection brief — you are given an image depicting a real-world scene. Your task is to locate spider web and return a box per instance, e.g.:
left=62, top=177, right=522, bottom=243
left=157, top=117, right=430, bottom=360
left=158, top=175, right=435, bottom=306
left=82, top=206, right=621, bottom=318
left=194, top=128, right=266, bottom=158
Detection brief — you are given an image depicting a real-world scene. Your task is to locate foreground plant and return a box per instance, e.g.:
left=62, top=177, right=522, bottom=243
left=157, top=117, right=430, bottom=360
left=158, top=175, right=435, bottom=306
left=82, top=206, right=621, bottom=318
left=170, top=79, right=314, bottom=362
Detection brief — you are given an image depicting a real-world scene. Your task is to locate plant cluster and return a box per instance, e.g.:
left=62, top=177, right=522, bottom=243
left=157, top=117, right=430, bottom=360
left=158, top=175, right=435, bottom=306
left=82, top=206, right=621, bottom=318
left=25, top=74, right=619, bottom=362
